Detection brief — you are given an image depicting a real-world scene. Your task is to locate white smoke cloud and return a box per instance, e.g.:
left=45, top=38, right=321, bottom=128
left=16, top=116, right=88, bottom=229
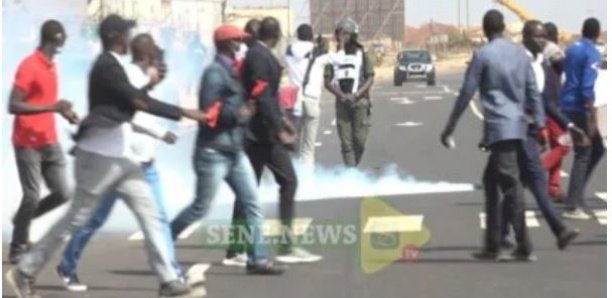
left=2, top=127, right=473, bottom=241
left=2, top=2, right=474, bottom=241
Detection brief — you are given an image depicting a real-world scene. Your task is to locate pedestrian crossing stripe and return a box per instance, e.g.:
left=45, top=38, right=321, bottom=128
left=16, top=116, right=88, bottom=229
left=593, top=209, right=607, bottom=225
left=178, top=222, right=201, bottom=240
left=363, top=215, right=424, bottom=233
left=128, top=222, right=201, bottom=241
left=595, top=192, right=607, bottom=202
left=479, top=211, right=540, bottom=229
left=395, top=121, right=423, bottom=127
left=128, top=231, right=144, bottom=241
left=263, top=217, right=313, bottom=237
left=423, top=96, right=443, bottom=101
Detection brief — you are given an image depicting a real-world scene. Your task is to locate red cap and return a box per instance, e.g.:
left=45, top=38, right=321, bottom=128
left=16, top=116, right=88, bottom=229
left=214, top=24, right=250, bottom=42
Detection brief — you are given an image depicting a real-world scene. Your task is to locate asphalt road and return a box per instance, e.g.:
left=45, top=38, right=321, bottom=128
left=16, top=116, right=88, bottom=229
left=2, top=69, right=607, bottom=298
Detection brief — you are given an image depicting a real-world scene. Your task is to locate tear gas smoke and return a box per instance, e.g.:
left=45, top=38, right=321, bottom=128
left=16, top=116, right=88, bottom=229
left=2, top=3, right=473, bottom=241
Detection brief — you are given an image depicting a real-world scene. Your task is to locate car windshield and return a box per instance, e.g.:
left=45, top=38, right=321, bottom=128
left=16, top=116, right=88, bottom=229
left=399, top=51, right=431, bottom=63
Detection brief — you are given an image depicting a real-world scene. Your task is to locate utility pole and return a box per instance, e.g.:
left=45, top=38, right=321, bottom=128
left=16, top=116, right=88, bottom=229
left=465, top=0, right=470, bottom=32
left=457, top=0, right=462, bottom=33
left=287, top=0, right=291, bottom=38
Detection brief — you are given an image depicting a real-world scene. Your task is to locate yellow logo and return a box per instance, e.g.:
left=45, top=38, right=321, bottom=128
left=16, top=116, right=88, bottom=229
left=360, top=197, right=431, bottom=274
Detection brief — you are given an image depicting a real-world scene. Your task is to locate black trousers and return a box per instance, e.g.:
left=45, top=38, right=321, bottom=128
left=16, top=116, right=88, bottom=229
left=227, top=141, right=298, bottom=256
left=483, top=140, right=532, bottom=255
left=12, top=144, right=71, bottom=247
left=502, top=129, right=566, bottom=239
left=565, top=111, right=605, bottom=211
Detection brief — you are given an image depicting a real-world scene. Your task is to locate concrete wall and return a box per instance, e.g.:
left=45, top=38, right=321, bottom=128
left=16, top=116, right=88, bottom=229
left=226, top=6, right=294, bottom=37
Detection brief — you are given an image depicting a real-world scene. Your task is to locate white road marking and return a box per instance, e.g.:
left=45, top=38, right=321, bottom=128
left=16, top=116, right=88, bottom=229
left=525, top=211, right=541, bottom=227
left=594, top=209, right=607, bottom=225
left=323, top=130, right=332, bottom=135
left=399, top=99, right=416, bottom=105
left=186, top=263, right=210, bottom=285
left=416, top=85, right=427, bottom=88
left=390, top=97, right=409, bottom=101
left=128, top=231, right=144, bottom=241
left=315, top=142, right=322, bottom=147
left=178, top=222, right=201, bottom=240
left=424, top=96, right=443, bottom=101
left=561, top=171, right=569, bottom=178
left=395, top=121, right=423, bottom=127
left=595, top=192, right=607, bottom=202
left=263, top=218, right=313, bottom=237
left=442, top=85, right=451, bottom=93
left=363, top=215, right=424, bottom=233
left=331, top=118, right=337, bottom=126
left=479, top=211, right=540, bottom=229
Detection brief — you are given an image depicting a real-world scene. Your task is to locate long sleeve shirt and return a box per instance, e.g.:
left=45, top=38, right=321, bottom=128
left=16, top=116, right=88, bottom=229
left=560, top=38, right=601, bottom=113
left=242, top=41, right=284, bottom=144
left=528, top=50, right=571, bottom=129
left=445, top=37, right=545, bottom=146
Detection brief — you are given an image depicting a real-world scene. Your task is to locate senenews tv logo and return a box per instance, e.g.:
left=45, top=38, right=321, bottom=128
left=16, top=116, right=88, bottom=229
left=197, top=197, right=431, bottom=274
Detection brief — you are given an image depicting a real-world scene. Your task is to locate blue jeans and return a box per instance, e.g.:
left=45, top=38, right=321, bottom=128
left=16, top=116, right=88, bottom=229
left=170, top=148, right=268, bottom=265
left=57, top=162, right=180, bottom=276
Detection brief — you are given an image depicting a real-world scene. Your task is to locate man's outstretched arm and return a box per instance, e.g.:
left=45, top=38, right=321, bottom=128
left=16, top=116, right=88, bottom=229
left=441, top=51, right=484, bottom=147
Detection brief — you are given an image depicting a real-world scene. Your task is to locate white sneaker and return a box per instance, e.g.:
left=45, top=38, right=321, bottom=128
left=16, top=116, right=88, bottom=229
left=221, top=253, right=247, bottom=267
left=276, top=247, right=323, bottom=264
left=56, top=267, right=88, bottom=292
left=562, top=208, right=591, bottom=220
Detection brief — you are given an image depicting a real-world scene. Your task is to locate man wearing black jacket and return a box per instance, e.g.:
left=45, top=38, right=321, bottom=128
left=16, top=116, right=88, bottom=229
left=6, top=15, right=207, bottom=298
left=238, top=17, right=321, bottom=264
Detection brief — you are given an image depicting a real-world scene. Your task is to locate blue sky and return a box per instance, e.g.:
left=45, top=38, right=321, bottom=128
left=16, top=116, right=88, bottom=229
left=228, top=0, right=607, bottom=33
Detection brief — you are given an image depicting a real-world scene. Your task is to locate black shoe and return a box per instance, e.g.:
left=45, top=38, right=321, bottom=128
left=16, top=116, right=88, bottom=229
left=158, top=280, right=192, bottom=298
left=471, top=250, right=500, bottom=261
left=8, top=243, right=30, bottom=265
left=5, top=267, right=40, bottom=298
left=557, top=228, right=580, bottom=250
left=246, top=262, right=286, bottom=275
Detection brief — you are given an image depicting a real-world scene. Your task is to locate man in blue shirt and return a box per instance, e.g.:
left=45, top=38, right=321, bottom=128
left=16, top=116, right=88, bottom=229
left=441, top=10, right=544, bottom=261
left=560, top=18, right=605, bottom=220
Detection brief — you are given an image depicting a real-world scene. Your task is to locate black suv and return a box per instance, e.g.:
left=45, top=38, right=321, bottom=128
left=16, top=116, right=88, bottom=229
left=394, top=50, right=436, bottom=86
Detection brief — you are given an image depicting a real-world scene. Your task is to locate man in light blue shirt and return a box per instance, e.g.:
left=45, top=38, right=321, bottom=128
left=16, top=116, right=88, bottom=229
left=441, top=10, right=544, bottom=261
left=560, top=18, right=605, bottom=220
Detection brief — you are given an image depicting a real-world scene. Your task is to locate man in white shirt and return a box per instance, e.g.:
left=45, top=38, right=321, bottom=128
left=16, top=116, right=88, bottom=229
left=284, top=24, right=329, bottom=166
left=55, top=33, right=182, bottom=292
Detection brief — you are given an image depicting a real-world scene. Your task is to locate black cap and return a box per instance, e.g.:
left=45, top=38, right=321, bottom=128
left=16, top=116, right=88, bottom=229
left=98, top=14, right=136, bottom=39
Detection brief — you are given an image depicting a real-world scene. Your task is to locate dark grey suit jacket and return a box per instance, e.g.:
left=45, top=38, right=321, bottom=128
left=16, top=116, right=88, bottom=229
left=446, top=37, right=545, bottom=146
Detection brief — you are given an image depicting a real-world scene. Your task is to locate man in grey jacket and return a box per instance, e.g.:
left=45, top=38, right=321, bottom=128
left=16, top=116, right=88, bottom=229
left=440, top=10, right=545, bottom=262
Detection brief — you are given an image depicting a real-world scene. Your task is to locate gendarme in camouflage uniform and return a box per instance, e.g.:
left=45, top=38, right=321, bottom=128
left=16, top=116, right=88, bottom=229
left=324, top=18, right=375, bottom=167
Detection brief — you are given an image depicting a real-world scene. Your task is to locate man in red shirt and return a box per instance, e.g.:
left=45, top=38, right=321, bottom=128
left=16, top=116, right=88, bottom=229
left=7, top=19, right=79, bottom=264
